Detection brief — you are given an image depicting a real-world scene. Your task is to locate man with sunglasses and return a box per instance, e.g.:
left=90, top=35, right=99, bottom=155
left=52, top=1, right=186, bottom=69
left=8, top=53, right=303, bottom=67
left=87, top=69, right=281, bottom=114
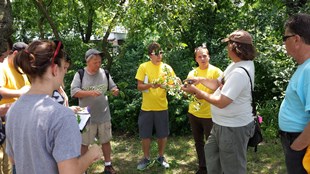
left=135, top=42, right=175, bottom=171
left=279, top=13, right=310, bottom=174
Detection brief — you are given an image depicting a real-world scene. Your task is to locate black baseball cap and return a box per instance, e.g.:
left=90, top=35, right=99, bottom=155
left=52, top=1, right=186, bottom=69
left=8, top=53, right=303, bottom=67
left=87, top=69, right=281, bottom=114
left=12, top=42, right=28, bottom=52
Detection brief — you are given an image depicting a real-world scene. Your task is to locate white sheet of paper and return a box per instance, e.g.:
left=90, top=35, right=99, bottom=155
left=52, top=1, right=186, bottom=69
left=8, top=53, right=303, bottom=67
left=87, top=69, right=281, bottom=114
left=76, top=108, right=91, bottom=131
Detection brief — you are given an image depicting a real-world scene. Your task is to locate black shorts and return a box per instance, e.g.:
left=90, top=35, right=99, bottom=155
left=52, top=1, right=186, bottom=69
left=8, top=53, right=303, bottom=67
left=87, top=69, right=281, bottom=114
left=138, top=110, right=169, bottom=139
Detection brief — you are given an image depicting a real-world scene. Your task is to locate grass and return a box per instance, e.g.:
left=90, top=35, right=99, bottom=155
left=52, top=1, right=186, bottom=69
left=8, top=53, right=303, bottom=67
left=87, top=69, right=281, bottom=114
left=87, top=134, right=286, bottom=174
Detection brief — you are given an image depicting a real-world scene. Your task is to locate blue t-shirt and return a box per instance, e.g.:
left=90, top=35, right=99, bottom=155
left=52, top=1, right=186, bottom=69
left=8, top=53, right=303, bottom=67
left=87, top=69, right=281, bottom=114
left=279, top=58, right=310, bottom=132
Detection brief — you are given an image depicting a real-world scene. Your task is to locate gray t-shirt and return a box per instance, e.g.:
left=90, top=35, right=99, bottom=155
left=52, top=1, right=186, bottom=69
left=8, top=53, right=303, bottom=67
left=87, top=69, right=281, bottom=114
left=5, top=94, right=81, bottom=174
left=70, top=68, right=116, bottom=123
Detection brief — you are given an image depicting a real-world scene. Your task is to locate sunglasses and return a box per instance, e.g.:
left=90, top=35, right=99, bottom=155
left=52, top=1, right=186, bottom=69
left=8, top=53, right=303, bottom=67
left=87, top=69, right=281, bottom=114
left=282, top=35, right=296, bottom=42
left=151, top=50, right=164, bottom=56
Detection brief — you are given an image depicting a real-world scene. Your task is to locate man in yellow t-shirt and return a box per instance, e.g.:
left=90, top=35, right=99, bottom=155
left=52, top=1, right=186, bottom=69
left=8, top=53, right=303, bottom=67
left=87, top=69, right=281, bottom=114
left=0, top=42, right=30, bottom=106
left=186, top=46, right=222, bottom=174
left=135, top=42, right=175, bottom=170
left=0, top=42, right=30, bottom=174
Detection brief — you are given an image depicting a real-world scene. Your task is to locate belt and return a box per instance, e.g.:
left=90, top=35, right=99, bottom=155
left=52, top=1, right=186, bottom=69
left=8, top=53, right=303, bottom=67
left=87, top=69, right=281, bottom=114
left=279, top=130, right=301, bottom=139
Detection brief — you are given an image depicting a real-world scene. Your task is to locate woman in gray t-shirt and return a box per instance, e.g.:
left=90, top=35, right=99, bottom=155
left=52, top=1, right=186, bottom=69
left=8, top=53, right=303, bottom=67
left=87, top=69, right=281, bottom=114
left=5, top=40, right=102, bottom=174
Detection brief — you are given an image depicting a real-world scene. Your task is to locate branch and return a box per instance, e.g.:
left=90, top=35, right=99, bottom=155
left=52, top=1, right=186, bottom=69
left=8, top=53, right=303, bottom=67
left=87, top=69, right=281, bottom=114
left=102, top=0, right=126, bottom=42
left=72, top=0, right=85, bottom=42
left=32, top=0, right=60, bottom=40
left=102, top=0, right=127, bottom=71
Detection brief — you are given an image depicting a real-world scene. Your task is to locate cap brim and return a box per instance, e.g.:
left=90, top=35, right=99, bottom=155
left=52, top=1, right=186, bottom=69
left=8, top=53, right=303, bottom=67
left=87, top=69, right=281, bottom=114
left=85, top=52, right=104, bottom=61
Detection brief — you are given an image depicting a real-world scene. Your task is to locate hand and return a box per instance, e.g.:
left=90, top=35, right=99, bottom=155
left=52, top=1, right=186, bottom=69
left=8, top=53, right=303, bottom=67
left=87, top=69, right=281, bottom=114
left=151, top=84, right=162, bottom=88
left=69, top=106, right=81, bottom=113
left=184, top=77, right=200, bottom=86
left=181, top=84, right=197, bottom=94
left=90, top=90, right=102, bottom=97
left=0, top=103, right=11, bottom=116
left=111, top=88, right=119, bottom=96
left=88, top=144, right=103, bottom=162
left=290, top=134, right=309, bottom=151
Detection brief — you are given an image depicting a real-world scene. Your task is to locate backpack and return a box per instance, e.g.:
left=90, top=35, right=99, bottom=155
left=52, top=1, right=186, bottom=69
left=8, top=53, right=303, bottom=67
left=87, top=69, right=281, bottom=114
left=77, top=68, right=110, bottom=91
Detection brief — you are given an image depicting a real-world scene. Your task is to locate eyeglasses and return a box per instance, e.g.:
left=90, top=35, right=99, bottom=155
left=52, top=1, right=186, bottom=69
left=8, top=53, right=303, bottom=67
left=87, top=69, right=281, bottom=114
left=282, top=35, right=296, bottom=42
left=151, top=50, right=164, bottom=56
left=51, top=40, right=63, bottom=67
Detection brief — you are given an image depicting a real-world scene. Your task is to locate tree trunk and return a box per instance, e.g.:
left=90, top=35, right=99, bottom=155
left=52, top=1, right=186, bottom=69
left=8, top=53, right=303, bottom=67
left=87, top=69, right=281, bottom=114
left=0, top=0, right=13, bottom=52
left=102, top=0, right=126, bottom=71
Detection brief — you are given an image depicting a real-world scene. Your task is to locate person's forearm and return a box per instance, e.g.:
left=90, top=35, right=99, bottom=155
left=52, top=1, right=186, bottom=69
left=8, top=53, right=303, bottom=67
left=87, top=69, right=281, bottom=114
left=137, top=83, right=153, bottom=91
left=195, top=89, right=222, bottom=108
left=291, top=122, right=310, bottom=150
left=199, top=78, right=220, bottom=91
left=0, top=88, right=22, bottom=98
left=58, top=157, right=91, bottom=174
left=192, top=86, right=232, bottom=109
left=58, top=144, right=102, bottom=174
left=73, top=90, right=100, bottom=98
left=78, top=150, right=99, bottom=172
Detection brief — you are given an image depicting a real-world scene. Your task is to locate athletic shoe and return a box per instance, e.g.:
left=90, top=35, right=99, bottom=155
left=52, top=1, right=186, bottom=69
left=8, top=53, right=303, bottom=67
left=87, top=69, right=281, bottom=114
left=103, top=165, right=116, bottom=174
left=156, top=156, right=170, bottom=168
left=137, top=158, right=153, bottom=170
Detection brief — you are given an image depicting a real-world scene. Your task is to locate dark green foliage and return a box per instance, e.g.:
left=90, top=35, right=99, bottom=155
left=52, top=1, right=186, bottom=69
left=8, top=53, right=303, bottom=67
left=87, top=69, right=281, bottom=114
left=10, top=0, right=310, bottom=137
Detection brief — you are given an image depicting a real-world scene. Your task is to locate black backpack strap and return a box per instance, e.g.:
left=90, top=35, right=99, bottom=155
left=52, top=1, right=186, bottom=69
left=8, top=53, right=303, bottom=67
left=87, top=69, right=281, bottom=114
left=239, top=67, right=256, bottom=116
left=104, top=69, right=110, bottom=91
left=77, top=68, right=85, bottom=88
left=239, top=67, right=260, bottom=152
left=78, top=68, right=110, bottom=91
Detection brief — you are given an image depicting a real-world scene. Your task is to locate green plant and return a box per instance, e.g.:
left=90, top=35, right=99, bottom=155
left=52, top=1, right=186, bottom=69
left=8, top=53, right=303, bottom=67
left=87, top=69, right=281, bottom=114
left=257, top=99, right=281, bottom=140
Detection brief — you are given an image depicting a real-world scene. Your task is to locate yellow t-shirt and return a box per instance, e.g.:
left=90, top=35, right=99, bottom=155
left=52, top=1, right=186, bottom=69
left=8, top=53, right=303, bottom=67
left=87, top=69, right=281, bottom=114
left=187, top=65, right=222, bottom=118
left=135, top=61, right=175, bottom=111
left=0, top=59, right=30, bottom=104
left=303, top=146, right=310, bottom=173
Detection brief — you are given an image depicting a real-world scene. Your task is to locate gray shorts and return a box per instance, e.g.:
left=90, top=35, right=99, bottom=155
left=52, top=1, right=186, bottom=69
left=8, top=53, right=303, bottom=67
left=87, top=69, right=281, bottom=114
left=138, top=110, right=169, bottom=139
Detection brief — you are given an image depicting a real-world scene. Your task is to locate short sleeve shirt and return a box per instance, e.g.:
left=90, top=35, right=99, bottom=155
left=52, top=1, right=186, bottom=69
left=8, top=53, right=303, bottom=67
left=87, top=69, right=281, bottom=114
left=211, top=61, right=254, bottom=127
left=135, top=61, right=175, bottom=111
left=5, top=94, right=81, bottom=174
left=279, top=58, right=310, bottom=132
left=187, top=65, right=222, bottom=118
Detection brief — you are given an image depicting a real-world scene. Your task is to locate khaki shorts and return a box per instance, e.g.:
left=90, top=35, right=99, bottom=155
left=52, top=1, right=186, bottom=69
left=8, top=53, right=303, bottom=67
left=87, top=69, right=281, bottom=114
left=82, top=122, right=112, bottom=145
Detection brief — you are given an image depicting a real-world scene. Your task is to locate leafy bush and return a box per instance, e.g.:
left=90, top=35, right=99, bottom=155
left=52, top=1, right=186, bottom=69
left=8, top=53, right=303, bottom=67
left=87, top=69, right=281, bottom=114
left=258, top=100, right=281, bottom=140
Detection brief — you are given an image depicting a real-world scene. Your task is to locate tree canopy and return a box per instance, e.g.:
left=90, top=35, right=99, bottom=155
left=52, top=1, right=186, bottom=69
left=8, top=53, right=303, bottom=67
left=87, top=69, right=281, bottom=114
left=2, top=0, right=310, bottom=136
